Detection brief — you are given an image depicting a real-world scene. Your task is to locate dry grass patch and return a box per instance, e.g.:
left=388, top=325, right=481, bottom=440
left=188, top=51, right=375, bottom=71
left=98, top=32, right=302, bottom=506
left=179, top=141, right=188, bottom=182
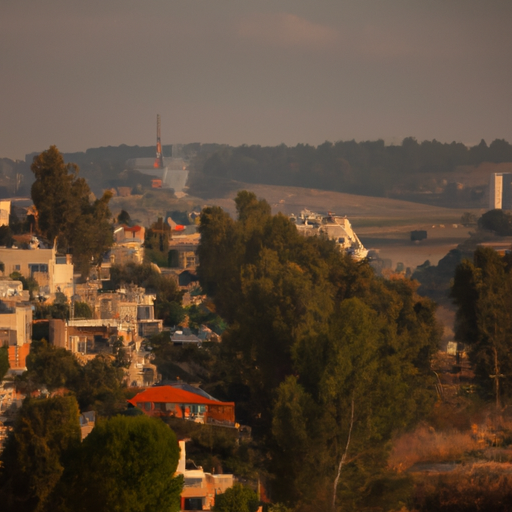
left=388, top=426, right=481, bottom=472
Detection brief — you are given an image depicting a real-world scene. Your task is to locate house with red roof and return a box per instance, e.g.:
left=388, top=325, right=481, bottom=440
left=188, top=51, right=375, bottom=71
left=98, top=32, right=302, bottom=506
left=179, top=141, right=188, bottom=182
left=127, top=385, right=235, bottom=427
left=114, top=224, right=145, bottom=244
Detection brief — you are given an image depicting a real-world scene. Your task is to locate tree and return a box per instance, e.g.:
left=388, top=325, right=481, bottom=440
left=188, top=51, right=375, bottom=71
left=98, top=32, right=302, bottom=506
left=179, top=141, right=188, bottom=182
left=0, top=395, right=81, bottom=512
left=213, top=483, right=259, bottom=512
left=49, top=292, right=69, bottom=320
left=73, top=301, right=92, bottom=319
left=56, top=415, right=183, bottom=512
left=198, top=192, right=441, bottom=510
left=30, top=146, right=113, bottom=277
left=31, top=146, right=81, bottom=245
left=0, top=344, right=9, bottom=381
left=452, top=247, right=512, bottom=403
left=71, top=190, right=113, bottom=277
left=478, top=209, right=512, bottom=236
left=73, top=354, right=125, bottom=414
left=117, top=209, right=131, bottom=225
left=23, top=340, right=81, bottom=392
left=112, top=337, right=131, bottom=369
left=145, top=217, right=171, bottom=266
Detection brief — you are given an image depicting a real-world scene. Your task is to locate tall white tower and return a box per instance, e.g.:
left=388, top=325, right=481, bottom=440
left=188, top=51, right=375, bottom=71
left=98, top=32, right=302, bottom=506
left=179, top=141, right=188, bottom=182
left=489, top=173, right=512, bottom=210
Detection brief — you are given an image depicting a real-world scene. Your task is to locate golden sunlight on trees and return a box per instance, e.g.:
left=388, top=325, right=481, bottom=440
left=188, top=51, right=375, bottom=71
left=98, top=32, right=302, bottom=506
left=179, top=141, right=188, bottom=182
left=31, top=146, right=113, bottom=277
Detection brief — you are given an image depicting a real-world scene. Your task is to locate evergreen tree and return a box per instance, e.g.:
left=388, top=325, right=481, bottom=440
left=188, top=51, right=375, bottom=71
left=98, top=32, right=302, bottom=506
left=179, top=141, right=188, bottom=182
left=452, top=247, right=512, bottom=403
left=30, top=146, right=113, bottom=277
left=0, top=395, right=81, bottom=512
left=213, top=483, right=259, bottom=512
left=55, top=416, right=182, bottom=512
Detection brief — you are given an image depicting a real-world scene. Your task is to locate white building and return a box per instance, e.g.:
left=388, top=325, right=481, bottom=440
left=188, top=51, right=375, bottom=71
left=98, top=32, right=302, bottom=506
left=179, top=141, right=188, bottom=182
left=0, top=246, right=74, bottom=298
left=0, top=200, right=10, bottom=227
left=489, top=172, right=512, bottom=210
left=177, top=440, right=234, bottom=511
left=293, top=210, right=368, bottom=260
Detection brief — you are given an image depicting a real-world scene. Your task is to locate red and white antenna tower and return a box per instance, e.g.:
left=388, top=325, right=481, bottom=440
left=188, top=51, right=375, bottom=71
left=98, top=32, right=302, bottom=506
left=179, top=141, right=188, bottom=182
left=154, top=114, right=164, bottom=169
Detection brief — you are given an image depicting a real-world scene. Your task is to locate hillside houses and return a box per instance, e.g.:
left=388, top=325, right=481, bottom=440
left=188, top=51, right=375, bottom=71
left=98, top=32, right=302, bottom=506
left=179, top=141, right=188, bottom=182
left=0, top=300, right=32, bottom=370
left=177, top=439, right=235, bottom=511
left=50, top=284, right=162, bottom=355
left=0, top=246, right=74, bottom=299
left=128, top=385, right=236, bottom=427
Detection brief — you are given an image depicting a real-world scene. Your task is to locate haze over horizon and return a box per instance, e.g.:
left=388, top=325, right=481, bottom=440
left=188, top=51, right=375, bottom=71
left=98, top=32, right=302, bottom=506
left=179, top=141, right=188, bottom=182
left=2, top=1, right=512, bottom=161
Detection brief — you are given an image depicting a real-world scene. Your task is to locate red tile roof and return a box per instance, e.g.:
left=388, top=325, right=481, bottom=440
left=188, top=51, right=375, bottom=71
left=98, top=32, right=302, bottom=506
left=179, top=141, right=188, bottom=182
left=127, top=386, right=234, bottom=407
left=123, top=225, right=143, bottom=232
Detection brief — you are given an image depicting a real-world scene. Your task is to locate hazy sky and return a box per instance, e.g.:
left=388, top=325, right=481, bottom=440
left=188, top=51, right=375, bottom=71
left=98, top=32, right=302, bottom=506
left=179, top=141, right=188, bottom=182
left=2, top=0, right=512, bottom=160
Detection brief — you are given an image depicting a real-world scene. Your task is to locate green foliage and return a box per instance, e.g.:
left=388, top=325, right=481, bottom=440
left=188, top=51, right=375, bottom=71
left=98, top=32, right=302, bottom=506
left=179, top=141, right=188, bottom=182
left=198, top=191, right=442, bottom=509
left=268, top=505, right=293, bottom=512
left=0, top=395, right=81, bottom=512
left=49, top=292, right=69, bottom=320
left=56, top=415, right=182, bottom=512
left=144, top=217, right=170, bottom=266
left=0, top=344, right=9, bottom=381
left=71, top=190, right=113, bottom=277
left=73, top=354, right=126, bottom=415
left=73, top=301, right=92, bottom=319
left=112, top=336, right=130, bottom=369
left=196, top=138, right=512, bottom=199
left=117, top=209, right=131, bottom=225
left=186, top=304, right=226, bottom=334
left=23, top=340, right=81, bottom=392
left=21, top=343, right=125, bottom=415
left=30, top=146, right=113, bottom=277
left=451, top=247, right=512, bottom=402
left=412, top=249, right=464, bottom=301
left=162, top=417, right=261, bottom=478
left=213, top=483, right=259, bottom=512
left=478, top=209, right=512, bottom=236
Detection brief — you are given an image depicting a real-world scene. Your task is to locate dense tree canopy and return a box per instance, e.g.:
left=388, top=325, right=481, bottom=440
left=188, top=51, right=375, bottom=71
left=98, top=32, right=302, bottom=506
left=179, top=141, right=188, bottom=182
left=55, top=415, right=182, bottom=512
left=213, top=483, right=259, bottom=512
left=23, top=340, right=81, bottom=392
left=30, top=146, right=113, bottom=276
left=198, top=191, right=441, bottom=510
left=20, top=342, right=125, bottom=415
left=0, top=395, right=81, bottom=512
left=451, top=247, right=512, bottom=404
left=478, top=209, right=512, bottom=236
left=52, top=138, right=512, bottom=200
left=196, top=138, right=512, bottom=199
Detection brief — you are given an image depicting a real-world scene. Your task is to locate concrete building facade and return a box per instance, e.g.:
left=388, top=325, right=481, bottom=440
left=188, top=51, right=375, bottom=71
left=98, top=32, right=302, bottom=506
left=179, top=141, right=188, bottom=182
left=0, top=302, right=32, bottom=370
left=489, top=172, right=512, bottom=210
left=0, top=247, right=74, bottom=298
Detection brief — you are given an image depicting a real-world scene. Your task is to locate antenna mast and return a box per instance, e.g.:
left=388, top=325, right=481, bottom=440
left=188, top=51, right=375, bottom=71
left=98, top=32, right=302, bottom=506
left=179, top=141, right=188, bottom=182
left=154, top=114, right=164, bottom=169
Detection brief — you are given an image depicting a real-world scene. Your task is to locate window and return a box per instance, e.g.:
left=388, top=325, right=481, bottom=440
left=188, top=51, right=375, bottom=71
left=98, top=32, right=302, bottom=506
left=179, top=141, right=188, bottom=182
left=29, top=263, right=48, bottom=276
left=14, top=264, right=20, bottom=271
left=144, top=402, right=151, bottom=411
